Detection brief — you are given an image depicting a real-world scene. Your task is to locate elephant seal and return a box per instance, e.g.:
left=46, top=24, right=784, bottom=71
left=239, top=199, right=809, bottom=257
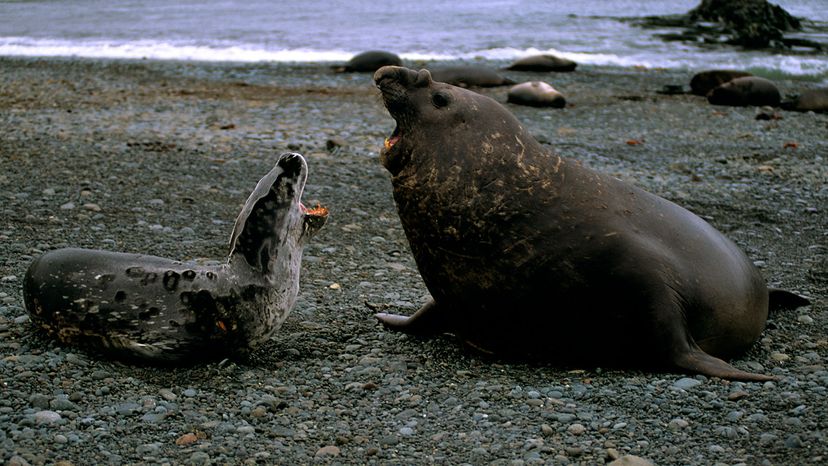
left=429, top=65, right=515, bottom=88
left=373, top=66, right=809, bottom=381
left=690, top=70, right=752, bottom=96
left=781, top=87, right=828, bottom=113
left=507, top=81, right=566, bottom=108
left=22, top=153, right=328, bottom=362
left=707, top=76, right=781, bottom=107
left=507, top=54, right=577, bottom=72
left=334, top=50, right=402, bottom=73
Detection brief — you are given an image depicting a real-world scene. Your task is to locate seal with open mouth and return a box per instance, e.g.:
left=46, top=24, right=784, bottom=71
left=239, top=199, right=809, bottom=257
left=373, top=66, right=809, bottom=381
left=22, top=153, right=328, bottom=363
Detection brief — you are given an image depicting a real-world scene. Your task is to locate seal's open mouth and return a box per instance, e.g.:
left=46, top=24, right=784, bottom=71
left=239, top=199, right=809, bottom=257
left=384, top=126, right=402, bottom=152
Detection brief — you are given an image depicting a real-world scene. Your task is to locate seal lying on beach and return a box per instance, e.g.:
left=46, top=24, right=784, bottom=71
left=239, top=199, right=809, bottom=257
left=689, top=70, right=752, bottom=96
left=707, top=76, right=781, bottom=107
left=428, top=65, right=515, bottom=88
left=23, top=153, right=327, bottom=362
left=507, top=54, right=577, bottom=72
left=334, top=50, right=402, bottom=73
left=781, top=87, right=828, bottom=113
left=373, top=66, right=808, bottom=381
left=507, top=81, right=566, bottom=108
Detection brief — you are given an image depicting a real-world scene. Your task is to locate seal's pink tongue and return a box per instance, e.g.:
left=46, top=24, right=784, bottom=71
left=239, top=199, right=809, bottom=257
left=384, top=134, right=401, bottom=150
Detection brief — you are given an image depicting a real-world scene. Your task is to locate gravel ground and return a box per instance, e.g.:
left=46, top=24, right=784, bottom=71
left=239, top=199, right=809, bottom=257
left=0, top=57, right=825, bottom=465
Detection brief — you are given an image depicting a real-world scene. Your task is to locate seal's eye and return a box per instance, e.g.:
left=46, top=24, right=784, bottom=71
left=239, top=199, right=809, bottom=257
left=431, top=92, right=450, bottom=108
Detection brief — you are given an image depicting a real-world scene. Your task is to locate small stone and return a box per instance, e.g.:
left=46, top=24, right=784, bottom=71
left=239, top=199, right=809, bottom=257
left=83, top=203, right=101, bottom=212
left=673, top=377, right=702, bottom=389
left=770, top=352, right=790, bottom=362
left=182, top=388, right=198, bottom=397
left=567, top=423, right=586, bottom=435
left=797, top=315, right=814, bottom=324
left=34, top=410, right=61, bottom=424
left=2, top=275, right=18, bottom=283
left=159, top=389, right=177, bottom=401
left=54, top=434, right=68, bottom=444
left=399, top=426, right=414, bottom=436
left=728, top=390, right=749, bottom=401
left=176, top=433, right=198, bottom=446
left=7, top=456, right=31, bottom=466
left=189, top=451, right=210, bottom=465
left=326, top=137, right=347, bottom=152
left=606, top=448, right=621, bottom=460
left=541, top=424, right=554, bottom=436
left=60, top=202, right=75, bottom=210
left=316, top=445, right=341, bottom=457
left=785, top=434, right=803, bottom=448
left=608, top=455, right=655, bottom=466
left=668, top=418, right=689, bottom=430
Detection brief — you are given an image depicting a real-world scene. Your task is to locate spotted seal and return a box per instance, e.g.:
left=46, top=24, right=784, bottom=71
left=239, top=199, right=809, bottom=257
left=23, top=153, right=327, bottom=362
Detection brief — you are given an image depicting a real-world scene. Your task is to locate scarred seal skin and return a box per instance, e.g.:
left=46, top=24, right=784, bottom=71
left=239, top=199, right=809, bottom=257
left=23, top=153, right=328, bottom=363
left=373, top=66, right=809, bottom=381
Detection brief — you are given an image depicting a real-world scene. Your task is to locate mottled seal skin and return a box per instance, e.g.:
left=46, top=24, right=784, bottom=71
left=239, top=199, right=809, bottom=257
left=689, top=70, right=752, bottom=96
left=781, top=87, right=828, bottom=113
left=507, top=54, right=577, bottom=72
left=23, top=153, right=328, bottom=363
left=334, top=50, right=402, bottom=73
left=373, top=66, right=809, bottom=381
left=429, top=65, right=516, bottom=88
left=507, top=81, right=566, bottom=108
left=707, top=76, right=781, bottom=107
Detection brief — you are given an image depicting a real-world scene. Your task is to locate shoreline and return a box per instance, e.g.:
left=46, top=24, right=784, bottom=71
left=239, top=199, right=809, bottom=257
left=0, top=56, right=825, bottom=465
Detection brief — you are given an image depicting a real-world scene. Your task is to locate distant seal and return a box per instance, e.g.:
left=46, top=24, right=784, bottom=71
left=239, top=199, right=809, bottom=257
left=334, top=50, right=402, bottom=73
left=507, top=81, right=566, bottom=108
left=690, top=70, right=752, bottom=96
left=373, top=66, right=809, bottom=381
left=23, top=153, right=328, bottom=362
left=429, top=65, right=515, bottom=88
left=507, top=54, right=577, bottom=72
left=781, top=87, right=828, bottom=113
left=708, top=76, right=781, bottom=107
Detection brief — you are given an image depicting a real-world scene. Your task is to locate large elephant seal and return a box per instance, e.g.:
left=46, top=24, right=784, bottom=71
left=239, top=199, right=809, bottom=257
left=429, top=65, right=515, bottom=88
left=373, top=66, right=809, bottom=381
left=507, top=81, right=566, bottom=108
left=507, top=54, right=577, bottom=72
left=781, top=87, right=828, bottom=113
left=334, top=50, right=402, bottom=73
left=707, top=76, right=781, bottom=107
left=23, top=153, right=328, bottom=362
left=690, top=70, right=752, bottom=96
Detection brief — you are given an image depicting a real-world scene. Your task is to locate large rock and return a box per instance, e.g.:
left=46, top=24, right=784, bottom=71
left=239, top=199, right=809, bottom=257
left=688, top=0, right=800, bottom=48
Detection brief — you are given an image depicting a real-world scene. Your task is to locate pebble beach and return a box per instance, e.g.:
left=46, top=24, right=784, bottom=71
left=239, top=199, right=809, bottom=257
left=0, top=57, right=826, bottom=465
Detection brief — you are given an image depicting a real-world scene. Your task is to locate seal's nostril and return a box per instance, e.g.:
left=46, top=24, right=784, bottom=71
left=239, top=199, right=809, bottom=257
left=374, top=65, right=401, bottom=86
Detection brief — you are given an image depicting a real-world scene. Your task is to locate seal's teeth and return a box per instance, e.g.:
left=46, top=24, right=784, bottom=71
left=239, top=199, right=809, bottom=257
left=384, top=138, right=392, bottom=150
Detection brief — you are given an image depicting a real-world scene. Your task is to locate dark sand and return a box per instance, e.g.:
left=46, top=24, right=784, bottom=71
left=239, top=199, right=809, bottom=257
left=0, top=57, right=825, bottom=465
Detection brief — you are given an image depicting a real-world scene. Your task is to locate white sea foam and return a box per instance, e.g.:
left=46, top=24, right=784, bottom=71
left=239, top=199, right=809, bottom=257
left=1, top=37, right=826, bottom=80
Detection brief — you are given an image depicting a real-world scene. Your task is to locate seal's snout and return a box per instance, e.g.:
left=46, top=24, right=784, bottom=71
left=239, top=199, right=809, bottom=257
left=374, top=66, right=428, bottom=89
left=278, top=152, right=306, bottom=175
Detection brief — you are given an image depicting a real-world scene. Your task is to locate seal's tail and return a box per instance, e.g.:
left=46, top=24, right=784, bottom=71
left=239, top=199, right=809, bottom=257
left=768, top=288, right=810, bottom=312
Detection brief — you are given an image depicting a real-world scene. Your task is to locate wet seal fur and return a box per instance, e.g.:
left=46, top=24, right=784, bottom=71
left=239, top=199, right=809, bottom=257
left=23, top=153, right=327, bottom=363
left=374, top=66, right=809, bottom=381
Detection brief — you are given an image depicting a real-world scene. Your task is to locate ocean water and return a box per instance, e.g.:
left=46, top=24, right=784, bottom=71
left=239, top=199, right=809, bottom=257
left=1, top=0, right=827, bottom=80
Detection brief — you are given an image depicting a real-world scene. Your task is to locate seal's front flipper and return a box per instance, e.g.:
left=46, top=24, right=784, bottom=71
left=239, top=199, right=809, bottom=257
left=768, top=288, right=810, bottom=312
left=375, top=300, right=448, bottom=336
left=672, top=349, right=775, bottom=382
